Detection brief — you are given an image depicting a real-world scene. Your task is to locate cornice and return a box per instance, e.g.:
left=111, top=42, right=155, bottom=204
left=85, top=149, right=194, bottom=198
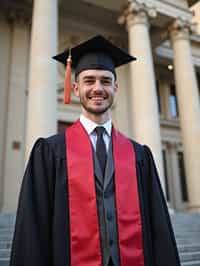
left=169, top=18, right=197, bottom=42
left=135, top=0, right=193, bottom=21
left=118, top=0, right=157, bottom=28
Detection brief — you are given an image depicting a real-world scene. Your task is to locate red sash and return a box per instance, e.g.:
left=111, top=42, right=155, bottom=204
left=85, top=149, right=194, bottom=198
left=66, top=120, right=144, bottom=266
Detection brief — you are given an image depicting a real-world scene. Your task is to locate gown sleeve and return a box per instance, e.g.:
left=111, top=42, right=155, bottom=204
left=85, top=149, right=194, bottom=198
left=143, top=145, right=181, bottom=266
left=9, top=138, right=55, bottom=266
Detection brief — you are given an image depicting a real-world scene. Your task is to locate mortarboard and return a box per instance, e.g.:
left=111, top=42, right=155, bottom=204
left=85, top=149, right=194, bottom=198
left=53, top=35, right=136, bottom=104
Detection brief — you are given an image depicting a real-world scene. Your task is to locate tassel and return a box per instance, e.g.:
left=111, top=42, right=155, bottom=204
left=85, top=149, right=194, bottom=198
left=64, top=50, right=72, bottom=104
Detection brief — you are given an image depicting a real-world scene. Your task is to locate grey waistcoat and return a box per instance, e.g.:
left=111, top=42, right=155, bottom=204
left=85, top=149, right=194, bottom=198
left=93, top=141, right=120, bottom=266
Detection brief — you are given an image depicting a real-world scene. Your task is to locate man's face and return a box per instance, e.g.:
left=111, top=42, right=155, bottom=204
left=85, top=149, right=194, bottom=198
left=73, top=69, right=118, bottom=120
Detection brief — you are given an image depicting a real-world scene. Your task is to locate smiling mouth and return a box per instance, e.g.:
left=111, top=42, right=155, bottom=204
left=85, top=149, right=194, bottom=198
left=88, top=96, right=106, bottom=100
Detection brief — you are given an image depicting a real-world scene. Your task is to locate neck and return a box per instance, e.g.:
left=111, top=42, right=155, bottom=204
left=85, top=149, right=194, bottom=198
left=82, top=110, right=111, bottom=124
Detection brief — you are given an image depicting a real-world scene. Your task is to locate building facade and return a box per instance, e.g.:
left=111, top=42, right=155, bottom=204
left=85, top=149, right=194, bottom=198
left=0, top=0, right=200, bottom=213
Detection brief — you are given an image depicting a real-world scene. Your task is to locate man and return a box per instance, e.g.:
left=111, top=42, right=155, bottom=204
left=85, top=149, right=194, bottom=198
left=10, top=35, right=180, bottom=266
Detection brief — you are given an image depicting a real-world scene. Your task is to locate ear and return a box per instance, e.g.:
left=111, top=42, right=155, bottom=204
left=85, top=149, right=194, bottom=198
left=114, top=82, right=118, bottom=93
left=73, top=82, right=80, bottom=97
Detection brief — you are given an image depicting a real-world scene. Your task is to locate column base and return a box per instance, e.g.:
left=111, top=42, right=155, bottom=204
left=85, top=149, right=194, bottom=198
left=186, top=204, right=200, bottom=213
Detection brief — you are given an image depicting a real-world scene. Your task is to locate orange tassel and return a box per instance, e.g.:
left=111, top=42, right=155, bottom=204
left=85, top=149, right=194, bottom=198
left=64, top=53, right=72, bottom=104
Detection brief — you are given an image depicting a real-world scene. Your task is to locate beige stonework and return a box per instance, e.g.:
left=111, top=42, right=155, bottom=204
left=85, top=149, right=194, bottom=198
left=119, top=0, right=165, bottom=192
left=2, top=20, right=30, bottom=212
left=0, top=17, right=12, bottom=211
left=167, top=142, right=185, bottom=210
left=0, top=0, right=200, bottom=212
left=114, top=65, right=132, bottom=136
left=164, top=0, right=188, bottom=9
left=25, top=0, right=58, bottom=159
left=170, top=18, right=200, bottom=211
left=191, top=2, right=200, bottom=34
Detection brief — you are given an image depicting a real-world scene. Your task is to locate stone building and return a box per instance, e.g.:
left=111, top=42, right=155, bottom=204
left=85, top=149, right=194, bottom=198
left=0, top=0, right=200, bottom=213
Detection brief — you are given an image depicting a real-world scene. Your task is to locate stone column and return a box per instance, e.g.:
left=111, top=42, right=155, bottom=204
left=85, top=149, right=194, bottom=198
left=26, top=0, right=58, bottom=158
left=0, top=16, right=12, bottom=211
left=114, top=64, right=131, bottom=136
left=119, top=0, right=165, bottom=191
left=2, top=16, right=30, bottom=212
left=167, top=142, right=183, bottom=210
left=170, top=19, right=200, bottom=212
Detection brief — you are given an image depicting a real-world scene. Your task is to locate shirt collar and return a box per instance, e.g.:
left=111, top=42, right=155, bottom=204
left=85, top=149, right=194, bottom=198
left=80, top=114, right=112, bottom=136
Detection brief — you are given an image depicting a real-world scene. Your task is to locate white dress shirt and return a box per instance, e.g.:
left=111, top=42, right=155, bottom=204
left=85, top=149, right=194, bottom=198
left=80, top=114, right=112, bottom=152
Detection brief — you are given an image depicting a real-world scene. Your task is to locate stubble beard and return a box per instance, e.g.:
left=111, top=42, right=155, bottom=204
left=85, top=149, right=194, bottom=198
left=80, top=96, right=113, bottom=116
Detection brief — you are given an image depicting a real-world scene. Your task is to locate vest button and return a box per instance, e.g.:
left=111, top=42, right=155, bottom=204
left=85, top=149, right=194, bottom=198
left=104, top=192, right=109, bottom=198
left=109, top=239, right=114, bottom=246
left=107, top=212, right=113, bottom=221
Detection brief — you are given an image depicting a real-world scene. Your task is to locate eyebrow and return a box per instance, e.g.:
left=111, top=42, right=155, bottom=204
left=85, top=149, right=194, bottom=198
left=82, top=75, right=112, bottom=80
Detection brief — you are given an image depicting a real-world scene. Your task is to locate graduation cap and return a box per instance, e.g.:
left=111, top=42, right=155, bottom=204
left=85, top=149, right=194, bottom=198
left=53, top=35, right=136, bottom=104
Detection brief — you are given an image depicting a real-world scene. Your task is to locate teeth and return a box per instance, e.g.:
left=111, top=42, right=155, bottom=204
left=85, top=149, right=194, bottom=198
left=91, top=97, right=104, bottom=100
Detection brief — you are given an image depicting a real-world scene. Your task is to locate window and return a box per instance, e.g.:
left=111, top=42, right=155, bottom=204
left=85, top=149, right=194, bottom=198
left=169, top=84, right=179, bottom=118
left=156, top=80, right=161, bottom=114
left=177, top=151, right=188, bottom=202
left=162, top=150, right=170, bottom=201
left=197, top=72, right=200, bottom=99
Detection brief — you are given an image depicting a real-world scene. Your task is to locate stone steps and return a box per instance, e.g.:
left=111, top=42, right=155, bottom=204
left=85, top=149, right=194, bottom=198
left=179, top=251, right=200, bottom=262
left=0, top=214, right=14, bottom=266
left=0, top=241, right=11, bottom=250
left=0, top=249, right=10, bottom=259
left=171, top=213, right=200, bottom=265
left=0, top=258, right=9, bottom=266
left=0, top=213, right=199, bottom=266
left=178, top=244, right=200, bottom=253
left=182, top=262, right=200, bottom=266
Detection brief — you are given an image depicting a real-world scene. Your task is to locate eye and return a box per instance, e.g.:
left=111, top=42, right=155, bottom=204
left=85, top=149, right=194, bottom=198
left=84, top=79, right=95, bottom=85
left=101, top=79, right=112, bottom=85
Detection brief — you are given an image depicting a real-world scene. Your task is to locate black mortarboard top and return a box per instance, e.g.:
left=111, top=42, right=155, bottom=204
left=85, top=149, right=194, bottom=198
left=52, top=35, right=136, bottom=104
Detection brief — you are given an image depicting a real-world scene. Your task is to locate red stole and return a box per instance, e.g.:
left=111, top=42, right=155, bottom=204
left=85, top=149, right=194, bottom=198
left=66, top=120, right=144, bottom=266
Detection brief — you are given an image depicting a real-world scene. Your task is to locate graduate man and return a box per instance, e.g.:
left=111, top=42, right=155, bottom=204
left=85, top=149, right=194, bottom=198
left=10, top=35, right=180, bottom=266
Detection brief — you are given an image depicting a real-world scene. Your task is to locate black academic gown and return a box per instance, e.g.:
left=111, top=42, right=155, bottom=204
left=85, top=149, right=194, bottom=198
left=9, top=132, right=181, bottom=266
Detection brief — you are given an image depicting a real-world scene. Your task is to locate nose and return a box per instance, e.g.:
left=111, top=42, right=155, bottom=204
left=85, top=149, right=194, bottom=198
left=93, top=80, right=103, bottom=91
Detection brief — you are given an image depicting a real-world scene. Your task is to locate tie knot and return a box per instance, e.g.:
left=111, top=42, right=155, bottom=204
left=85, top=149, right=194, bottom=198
left=95, top=126, right=105, bottom=137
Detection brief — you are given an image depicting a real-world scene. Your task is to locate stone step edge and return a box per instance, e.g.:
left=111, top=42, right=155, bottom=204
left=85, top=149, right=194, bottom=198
left=179, top=251, right=200, bottom=256
left=182, top=261, right=200, bottom=265
left=178, top=244, right=200, bottom=247
left=178, top=247, right=200, bottom=250
left=179, top=249, right=200, bottom=254
left=177, top=241, right=200, bottom=244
